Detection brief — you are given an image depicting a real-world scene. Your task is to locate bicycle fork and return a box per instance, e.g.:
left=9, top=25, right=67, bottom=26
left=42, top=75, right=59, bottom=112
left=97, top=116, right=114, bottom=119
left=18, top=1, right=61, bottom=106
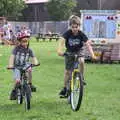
left=71, top=69, right=80, bottom=91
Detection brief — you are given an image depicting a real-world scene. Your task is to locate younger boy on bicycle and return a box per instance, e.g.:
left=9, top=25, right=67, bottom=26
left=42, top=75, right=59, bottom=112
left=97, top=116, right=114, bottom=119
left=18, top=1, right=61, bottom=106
left=57, top=15, right=96, bottom=98
left=8, top=32, right=39, bottom=100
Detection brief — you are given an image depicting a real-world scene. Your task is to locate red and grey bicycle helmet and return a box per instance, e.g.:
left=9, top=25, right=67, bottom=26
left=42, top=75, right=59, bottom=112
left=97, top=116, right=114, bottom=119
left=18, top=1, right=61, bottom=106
left=17, top=31, right=30, bottom=41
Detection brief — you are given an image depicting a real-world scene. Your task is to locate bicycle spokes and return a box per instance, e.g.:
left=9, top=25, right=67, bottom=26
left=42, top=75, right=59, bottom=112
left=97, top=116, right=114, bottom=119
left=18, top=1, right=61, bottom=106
left=70, top=72, right=83, bottom=111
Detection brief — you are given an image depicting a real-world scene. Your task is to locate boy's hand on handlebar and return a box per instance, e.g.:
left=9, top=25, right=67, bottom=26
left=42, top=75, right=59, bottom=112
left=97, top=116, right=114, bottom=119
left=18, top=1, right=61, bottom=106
left=91, top=55, right=98, bottom=61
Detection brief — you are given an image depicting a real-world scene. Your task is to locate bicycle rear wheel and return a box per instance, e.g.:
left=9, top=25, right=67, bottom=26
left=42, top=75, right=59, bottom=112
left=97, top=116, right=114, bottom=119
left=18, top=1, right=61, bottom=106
left=70, top=71, right=83, bottom=111
left=24, top=84, right=31, bottom=110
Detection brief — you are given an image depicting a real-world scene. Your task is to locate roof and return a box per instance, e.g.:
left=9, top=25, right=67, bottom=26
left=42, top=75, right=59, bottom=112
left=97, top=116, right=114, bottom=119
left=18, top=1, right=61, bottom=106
left=24, top=0, right=49, bottom=4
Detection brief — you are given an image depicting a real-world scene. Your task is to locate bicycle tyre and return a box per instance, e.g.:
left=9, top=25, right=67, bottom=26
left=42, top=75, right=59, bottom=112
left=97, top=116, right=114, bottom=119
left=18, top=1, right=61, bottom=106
left=24, top=84, right=31, bottom=110
left=17, top=88, right=23, bottom=104
left=70, top=71, right=83, bottom=111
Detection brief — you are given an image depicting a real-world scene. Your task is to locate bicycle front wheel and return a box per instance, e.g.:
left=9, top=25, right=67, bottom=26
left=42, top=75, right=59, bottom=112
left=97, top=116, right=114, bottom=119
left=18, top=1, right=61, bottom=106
left=24, top=85, right=31, bottom=110
left=17, top=88, right=23, bottom=104
left=70, top=71, right=83, bottom=111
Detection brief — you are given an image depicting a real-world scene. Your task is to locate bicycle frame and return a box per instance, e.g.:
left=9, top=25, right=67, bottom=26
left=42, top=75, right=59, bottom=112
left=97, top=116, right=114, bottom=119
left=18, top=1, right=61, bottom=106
left=19, top=68, right=30, bottom=96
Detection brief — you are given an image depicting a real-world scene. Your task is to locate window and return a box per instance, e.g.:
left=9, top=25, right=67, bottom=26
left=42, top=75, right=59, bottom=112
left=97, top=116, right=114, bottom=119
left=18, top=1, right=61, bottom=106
left=83, top=15, right=116, bottom=38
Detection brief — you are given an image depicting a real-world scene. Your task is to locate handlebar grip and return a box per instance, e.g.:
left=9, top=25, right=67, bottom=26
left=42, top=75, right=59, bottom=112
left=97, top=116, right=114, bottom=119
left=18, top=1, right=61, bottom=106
left=63, top=52, right=72, bottom=56
left=35, top=63, right=40, bottom=66
left=7, top=67, right=15, bottom=70
left=31, top=63, right=40, bottom=67
left=63, top=52, right=68, bottom=56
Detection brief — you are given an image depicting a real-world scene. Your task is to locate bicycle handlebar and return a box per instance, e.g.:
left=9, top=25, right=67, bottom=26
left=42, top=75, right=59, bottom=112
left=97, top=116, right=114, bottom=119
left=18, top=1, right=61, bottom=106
left=63, top=52, right=83, bottom=57
left=31, top=63, right=40, bottom=67
left=7, top=63, right=40, bottom=70
left=7, top=67, right=15, bottom=70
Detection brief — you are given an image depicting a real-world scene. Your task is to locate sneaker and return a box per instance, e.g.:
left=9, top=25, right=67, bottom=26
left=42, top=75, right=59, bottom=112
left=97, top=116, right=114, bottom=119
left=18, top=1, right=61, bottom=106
left=59, top=87, right=67, bottom=98
left=29, top=84, right=36, bottom=92
left=82, top=76, right=87, bottom=85
left=10, top=89, right=17, bottom=100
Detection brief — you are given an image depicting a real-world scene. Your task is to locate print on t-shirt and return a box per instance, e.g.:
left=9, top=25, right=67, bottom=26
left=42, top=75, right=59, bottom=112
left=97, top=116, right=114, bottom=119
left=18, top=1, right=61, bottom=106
left=68, top=38, right=80, bottom=46
left=15, top=52, right=30, bottom=66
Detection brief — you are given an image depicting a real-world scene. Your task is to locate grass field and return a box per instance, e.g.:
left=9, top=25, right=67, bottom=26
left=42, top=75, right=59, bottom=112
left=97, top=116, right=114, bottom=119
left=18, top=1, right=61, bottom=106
left=0, top=39, right=120, bottom=120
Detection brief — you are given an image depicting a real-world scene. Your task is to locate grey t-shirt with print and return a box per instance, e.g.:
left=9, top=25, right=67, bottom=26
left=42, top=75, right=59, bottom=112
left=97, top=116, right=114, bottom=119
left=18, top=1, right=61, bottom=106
left=12, top=45, right=34, bottom=67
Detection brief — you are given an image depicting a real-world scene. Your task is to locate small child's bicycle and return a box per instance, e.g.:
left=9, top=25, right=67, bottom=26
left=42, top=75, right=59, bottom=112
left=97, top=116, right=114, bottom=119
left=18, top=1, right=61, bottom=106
left=7, top=63, right=40, bottom=110
left=64, top=52, right=84, bottom=111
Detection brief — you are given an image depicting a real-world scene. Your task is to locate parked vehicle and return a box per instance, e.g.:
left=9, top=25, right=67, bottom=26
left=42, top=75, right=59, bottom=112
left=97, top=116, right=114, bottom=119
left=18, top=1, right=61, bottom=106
left=80, top=10, right=120, bottom=62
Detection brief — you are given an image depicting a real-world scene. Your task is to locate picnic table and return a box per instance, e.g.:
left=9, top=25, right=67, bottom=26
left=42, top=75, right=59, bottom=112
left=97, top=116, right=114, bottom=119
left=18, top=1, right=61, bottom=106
left=36, top=33, right=61, bottom=42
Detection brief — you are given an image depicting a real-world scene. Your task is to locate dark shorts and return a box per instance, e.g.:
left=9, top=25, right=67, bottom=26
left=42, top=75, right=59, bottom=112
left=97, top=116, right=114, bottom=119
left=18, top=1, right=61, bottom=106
left=65, top=49, right=84, bottom=70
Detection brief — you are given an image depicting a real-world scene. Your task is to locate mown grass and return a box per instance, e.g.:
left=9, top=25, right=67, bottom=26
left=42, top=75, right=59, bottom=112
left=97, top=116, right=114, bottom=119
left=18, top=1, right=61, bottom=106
left=0, top=39, right=120, bottom=120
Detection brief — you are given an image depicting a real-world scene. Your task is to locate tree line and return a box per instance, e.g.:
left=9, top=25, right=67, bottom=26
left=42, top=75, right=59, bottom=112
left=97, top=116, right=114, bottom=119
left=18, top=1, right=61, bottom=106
left=0, top=0, right=78, bottom=21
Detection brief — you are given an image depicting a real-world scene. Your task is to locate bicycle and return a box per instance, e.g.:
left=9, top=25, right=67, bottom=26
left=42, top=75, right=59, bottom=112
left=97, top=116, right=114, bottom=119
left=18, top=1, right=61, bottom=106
left=64, top=52, right=84, bottom=111
left=7, top=63, right=40, bottom=110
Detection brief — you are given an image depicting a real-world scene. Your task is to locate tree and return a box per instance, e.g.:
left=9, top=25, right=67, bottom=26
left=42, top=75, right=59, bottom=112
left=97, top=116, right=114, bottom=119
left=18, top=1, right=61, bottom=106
left=46, top=0, right=77, bottom=21
left=0, top=0, right=26, bottom=18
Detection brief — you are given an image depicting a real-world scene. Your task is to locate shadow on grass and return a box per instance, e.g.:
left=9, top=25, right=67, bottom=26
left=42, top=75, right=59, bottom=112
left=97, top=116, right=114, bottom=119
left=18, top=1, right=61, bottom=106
left=0, top=102, right=21, bottom=112
left=0, top=100, right=72, bottom=116
left=26, top=99, right=72, bottom=120
left=34, top=98, right=69, bottom=110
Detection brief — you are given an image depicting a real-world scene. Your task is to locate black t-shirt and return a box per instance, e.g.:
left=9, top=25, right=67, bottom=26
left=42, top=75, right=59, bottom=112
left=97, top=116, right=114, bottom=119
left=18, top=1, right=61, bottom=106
left=12, top=45, right=34, bottom=67
left=63, top=30, right=88, bottom=52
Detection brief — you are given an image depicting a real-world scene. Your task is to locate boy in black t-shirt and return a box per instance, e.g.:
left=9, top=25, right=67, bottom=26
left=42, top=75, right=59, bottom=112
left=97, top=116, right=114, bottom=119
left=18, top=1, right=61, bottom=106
left=8, top=32, right=39, bottom=100
left=57, top=15, right=96, bottom=98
